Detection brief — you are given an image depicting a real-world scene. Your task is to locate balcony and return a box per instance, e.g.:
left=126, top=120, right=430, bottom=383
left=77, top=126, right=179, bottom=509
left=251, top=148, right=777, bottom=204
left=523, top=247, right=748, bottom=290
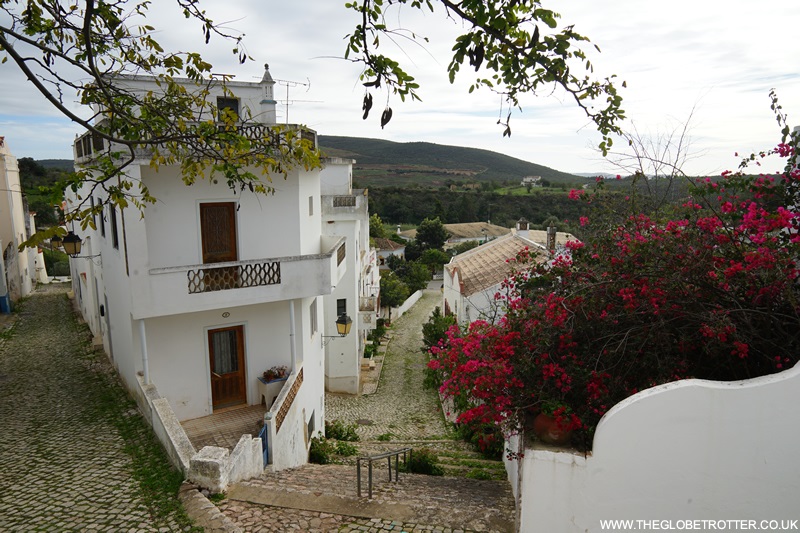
left=321, top=190, right=367, bottom=219
left=130, top=236, right=346, bottom=319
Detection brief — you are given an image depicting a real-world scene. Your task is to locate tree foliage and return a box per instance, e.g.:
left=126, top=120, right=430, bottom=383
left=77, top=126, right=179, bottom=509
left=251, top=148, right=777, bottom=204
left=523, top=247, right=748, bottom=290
left=345, top=0, right=624, bottom=151
left=369, top=213, right=387, bottom=238
left=415, top=217, right=449, bottom=250
left=1, top=0, right=319, bottom=247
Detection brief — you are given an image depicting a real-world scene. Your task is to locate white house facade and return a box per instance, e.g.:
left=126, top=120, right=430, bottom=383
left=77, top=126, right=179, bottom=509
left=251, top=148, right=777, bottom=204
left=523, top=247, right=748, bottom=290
left=320, top=157, right=379, bottom=394
left=65, top=66, right=367, bottom=472
left=0, top=137, right=47, bottom=311
left=444, top=233, right=544, bottom=325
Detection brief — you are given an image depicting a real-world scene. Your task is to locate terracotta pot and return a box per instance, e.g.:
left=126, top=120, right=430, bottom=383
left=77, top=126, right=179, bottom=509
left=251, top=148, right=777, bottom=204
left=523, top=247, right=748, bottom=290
left=532, top=413, right=573, bottom=445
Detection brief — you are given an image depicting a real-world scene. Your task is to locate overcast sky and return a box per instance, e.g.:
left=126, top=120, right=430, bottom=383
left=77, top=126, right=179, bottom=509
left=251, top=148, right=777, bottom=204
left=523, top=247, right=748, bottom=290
left=1, top=0, right=799, bottom=176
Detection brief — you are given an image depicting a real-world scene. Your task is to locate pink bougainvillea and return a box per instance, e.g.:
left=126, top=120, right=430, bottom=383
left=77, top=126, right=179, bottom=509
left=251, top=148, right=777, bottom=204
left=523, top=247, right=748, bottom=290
left=428, top=109, right=800, bottom=452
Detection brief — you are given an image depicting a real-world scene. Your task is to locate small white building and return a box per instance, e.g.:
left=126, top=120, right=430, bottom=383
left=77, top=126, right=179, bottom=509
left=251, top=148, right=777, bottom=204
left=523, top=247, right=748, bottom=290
left=66, top=65, right=375, bottom=473
left=373, top=237, right=405, bottom=270
left=0, top=137, right=48, bottom=311
left=444, top=233, right=544, bottom=324
left=520, top=175, right=541, bottom=187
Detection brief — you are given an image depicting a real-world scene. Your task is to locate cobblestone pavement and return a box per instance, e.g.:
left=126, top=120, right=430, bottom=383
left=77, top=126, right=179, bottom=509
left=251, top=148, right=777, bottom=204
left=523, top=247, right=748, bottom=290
left=326, top=290, right=449, bottom=441
left=0, top=284, right=193, bottom=532
left=221, top=290, right=516, bottom=532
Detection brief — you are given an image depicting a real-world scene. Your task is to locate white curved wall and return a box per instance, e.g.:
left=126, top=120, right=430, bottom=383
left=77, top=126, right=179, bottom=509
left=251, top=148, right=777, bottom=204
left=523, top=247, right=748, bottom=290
left=517, top=363, right=800, bottom=532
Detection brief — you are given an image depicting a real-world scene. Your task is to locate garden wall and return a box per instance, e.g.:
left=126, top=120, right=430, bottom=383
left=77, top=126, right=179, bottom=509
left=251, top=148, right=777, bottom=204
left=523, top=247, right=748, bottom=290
left=512, top=362, right=800, bottom=532
left=384, top=289, right=423, bottom=321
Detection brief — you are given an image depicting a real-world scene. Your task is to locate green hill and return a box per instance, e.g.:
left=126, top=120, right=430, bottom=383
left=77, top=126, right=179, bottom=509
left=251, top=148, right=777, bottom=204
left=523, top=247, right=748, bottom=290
left=318, top=136, right=581, bottom=188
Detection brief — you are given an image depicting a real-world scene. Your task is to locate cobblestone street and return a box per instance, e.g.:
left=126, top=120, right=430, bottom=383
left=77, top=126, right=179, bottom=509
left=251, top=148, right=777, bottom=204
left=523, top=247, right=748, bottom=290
left=325, top=289, right=450, bottom=441
left=0, top=284, right=194, bottom=532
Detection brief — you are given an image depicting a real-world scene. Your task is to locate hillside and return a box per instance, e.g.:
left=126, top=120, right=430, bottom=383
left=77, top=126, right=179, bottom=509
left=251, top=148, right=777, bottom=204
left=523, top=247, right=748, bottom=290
left=318, top=136, right=581, bottom=187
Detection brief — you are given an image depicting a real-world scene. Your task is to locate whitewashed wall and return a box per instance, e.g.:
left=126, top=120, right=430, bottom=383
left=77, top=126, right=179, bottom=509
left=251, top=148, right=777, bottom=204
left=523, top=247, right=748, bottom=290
left=515, top=362, right=800, bottom=532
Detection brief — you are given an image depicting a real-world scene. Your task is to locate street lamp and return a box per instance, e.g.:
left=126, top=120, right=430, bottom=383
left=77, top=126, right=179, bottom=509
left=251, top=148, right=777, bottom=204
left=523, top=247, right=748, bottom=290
left=323, top=313, right=353, bottom=345
left=62, top=231, right=82, bottom=257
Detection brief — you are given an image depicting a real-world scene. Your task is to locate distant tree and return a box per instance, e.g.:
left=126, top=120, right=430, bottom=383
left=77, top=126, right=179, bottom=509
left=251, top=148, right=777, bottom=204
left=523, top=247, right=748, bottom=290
left=416, top=217, right=449, bottom=251
left=380, top=272, right=410, bottom=322
left=18, top=157, right=46, bottom=179
left=419, top=248, right=451, bottom=274
left=28, top=199, right=58, bottom=226
left=394, top=260, right=431, bottom=293
left=451, top=240, right=481, bottom=255
left=404, top=239, right=423, bottom=261
left=369, top=213, right=387, bottom=239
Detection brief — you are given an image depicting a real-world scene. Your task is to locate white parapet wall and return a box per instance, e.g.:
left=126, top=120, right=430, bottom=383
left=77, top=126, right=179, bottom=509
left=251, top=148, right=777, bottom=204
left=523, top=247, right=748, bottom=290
left=515, top=362, right=800, bottom=532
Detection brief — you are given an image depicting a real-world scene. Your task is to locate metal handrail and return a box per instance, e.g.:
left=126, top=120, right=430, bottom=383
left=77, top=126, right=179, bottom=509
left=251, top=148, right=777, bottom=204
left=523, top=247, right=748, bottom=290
left=356, top=447, right=412, bottom=499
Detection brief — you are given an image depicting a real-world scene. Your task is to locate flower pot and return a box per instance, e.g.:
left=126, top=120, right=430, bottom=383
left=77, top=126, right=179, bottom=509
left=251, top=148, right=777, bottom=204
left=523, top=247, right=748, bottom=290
left=532, top=413, right=573, bottom=445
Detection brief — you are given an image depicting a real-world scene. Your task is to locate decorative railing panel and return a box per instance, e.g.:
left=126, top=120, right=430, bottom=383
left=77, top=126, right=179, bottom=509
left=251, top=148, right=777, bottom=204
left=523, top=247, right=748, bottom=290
left=187, top=261, right=280, bottom=294
left=333, top=195, right=357, bottom=207
left=337, top=244, right=346, bottom=266
left=276, top=368, right=303, bottom=432
left=359, top=296, right=377, bottom=311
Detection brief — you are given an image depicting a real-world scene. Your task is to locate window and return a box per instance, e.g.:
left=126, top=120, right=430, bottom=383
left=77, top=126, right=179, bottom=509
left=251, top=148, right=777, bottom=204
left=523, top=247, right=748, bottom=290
left=99, top=199, right=105, bottom=237
left=337, top=299, right=346, bottom=317
left=337, top=243, right=346, bottom=266
left=90, top=197, right=96, bottom=227
left=217, top=97, right=240, bottom=121
left=110, top=203, right=119, bottom=249
left=308, top=196, right=314, bottom=216
left=310, top=298, right=318, bottom=337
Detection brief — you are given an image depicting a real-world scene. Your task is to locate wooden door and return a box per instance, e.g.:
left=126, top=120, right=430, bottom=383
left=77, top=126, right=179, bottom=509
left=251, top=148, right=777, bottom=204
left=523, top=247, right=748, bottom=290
left=209, top=325, right=247, bottom=409
left=200, top=202, right=238, bottom=290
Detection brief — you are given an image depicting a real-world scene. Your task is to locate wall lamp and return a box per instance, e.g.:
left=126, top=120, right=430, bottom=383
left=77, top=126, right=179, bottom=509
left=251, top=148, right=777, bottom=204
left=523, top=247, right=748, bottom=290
left=322, top=313, right=353, bottom=346
left=54, top=231, right=100, bottom=259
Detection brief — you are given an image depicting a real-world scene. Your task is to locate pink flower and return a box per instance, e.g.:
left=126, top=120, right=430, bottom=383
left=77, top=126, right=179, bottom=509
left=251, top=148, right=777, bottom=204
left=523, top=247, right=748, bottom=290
left=568, top=189, right=584, bottom=200
left=579, top=216, right=589, bottom=227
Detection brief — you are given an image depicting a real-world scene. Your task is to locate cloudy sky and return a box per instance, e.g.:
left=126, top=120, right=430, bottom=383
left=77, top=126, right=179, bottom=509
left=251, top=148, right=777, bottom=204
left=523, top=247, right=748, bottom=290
left=1, top=0, right=799, bottom=176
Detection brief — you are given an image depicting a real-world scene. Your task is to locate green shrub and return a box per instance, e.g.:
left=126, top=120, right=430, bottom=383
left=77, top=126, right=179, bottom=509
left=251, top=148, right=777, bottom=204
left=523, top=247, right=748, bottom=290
left=325, top=419, right=360, bottom=441
left=52, top=261, right=70, bottom=277
left=465, top=469, right=494, bottom=480
left=335, top=441, right=359, bottom=456
left=401, top=448, right=443, bottom=476
left=456, top=421, right=504, bottom=460
left=376, top=432, right=393, bottom=442
left=309, top=437, right=335, bottom=464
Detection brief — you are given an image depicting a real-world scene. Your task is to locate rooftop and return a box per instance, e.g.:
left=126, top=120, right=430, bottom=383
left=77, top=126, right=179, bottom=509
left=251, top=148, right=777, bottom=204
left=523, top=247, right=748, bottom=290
left=446, top=234, right=545, bottom=296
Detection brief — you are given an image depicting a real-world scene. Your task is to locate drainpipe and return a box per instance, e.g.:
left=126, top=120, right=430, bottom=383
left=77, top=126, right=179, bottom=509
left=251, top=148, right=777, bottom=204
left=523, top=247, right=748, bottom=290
left=139, top=319, right=150, bottom=385
left=289, top=300, right=297, bottom=372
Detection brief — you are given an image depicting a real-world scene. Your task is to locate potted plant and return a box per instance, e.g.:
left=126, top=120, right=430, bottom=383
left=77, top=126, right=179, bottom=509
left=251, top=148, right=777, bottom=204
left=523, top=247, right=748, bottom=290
left=263, top=365, right=288, bottom=382
left=532, top=401, right=582, bottom=446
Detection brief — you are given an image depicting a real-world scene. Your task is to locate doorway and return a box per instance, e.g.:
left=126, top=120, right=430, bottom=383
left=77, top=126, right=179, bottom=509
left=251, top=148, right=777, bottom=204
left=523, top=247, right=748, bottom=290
left=208, top=325, right=247, bottom=409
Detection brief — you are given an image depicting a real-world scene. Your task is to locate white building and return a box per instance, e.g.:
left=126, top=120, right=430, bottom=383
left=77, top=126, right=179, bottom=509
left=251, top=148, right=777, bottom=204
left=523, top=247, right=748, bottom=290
left=66, top=65, right=375, bottom=472
left=0, top=137, right=48, bottom=311
left=320, top=158, right=379, bottom=394
left=444, top=233, right=544, bottom=325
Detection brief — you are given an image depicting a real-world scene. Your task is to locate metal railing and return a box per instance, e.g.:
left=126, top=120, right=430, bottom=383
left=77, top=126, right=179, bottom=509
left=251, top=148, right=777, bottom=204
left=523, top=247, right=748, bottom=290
left=186, top=260, right=281, bottom=293
left=356, top=447, right=412, bottom=499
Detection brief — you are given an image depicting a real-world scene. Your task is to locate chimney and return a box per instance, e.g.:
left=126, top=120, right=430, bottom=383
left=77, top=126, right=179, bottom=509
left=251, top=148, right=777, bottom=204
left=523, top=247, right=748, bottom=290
left=259, top=63, right=277, bottom=124
left=516, top=217, right=530, bottom=240
left=546, top=226, right=557, bottom=253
